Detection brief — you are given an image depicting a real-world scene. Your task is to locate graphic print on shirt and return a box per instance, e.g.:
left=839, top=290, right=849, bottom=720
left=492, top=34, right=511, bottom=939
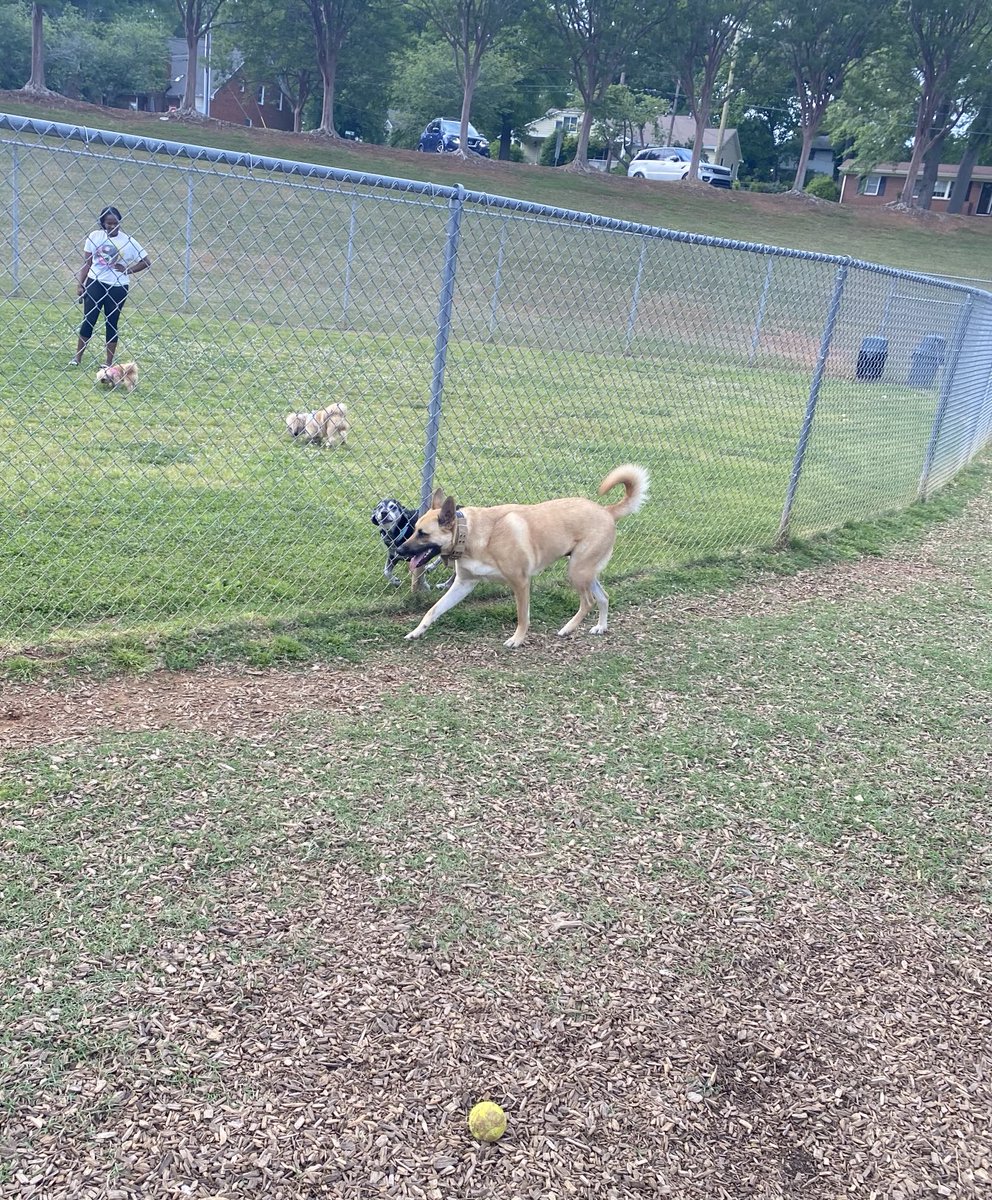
left=93, top=240, right=124, bottom=272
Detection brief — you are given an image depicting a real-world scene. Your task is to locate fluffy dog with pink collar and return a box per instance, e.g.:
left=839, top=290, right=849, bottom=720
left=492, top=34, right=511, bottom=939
left=95, top=361, right=139, bottom=391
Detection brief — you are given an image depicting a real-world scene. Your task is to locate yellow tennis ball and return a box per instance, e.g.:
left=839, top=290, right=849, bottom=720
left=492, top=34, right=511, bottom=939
left=468, top=1101, right=507, bottom=1142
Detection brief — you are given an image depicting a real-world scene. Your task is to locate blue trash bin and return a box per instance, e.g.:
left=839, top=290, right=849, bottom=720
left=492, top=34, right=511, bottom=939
left=856, top=336, right=888, bottom=381
left=908, top=334, right=947, bottom=387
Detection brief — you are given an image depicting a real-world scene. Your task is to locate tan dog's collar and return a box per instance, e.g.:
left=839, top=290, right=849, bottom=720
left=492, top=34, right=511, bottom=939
left=443, top=511, right=468, bottom=564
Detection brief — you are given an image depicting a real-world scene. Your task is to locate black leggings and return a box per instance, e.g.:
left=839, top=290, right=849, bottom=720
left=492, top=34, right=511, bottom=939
left=79, top=280, right=129, bottom=344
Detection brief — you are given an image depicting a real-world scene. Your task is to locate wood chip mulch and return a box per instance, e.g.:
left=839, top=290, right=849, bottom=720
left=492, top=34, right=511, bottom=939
left=2, top=489, right=992, bottom=1198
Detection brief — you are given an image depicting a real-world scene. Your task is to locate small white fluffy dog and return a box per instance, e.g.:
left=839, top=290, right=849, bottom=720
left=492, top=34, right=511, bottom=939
left=95, top=361, right=139, bottom=392
left=286, top=404, right=349, bottom=447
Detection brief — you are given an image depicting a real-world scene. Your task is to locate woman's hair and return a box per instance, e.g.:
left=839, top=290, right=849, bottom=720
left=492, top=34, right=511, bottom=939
left=98, top=206, right=123, bottom=229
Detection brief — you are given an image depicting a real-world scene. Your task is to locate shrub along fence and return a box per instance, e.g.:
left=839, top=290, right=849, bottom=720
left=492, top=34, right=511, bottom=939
left=2, top=112, right=991, bottom=647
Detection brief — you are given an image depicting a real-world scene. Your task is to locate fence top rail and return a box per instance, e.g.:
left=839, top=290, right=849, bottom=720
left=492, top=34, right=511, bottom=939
left=2, top=111, right=990, bottom=300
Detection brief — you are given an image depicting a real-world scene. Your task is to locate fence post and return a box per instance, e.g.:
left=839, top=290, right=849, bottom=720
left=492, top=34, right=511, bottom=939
left=183, top=172, right=194, bottom=306
left=776, top=261, right=849, bottom=546
left=878, top=278, right=898, bottom=337
left=419, top=185, right=465, bottom=514
left=918, top=294, right=973, bottom=500
left=747, top=256, right=773, bottom=365
left=624, top=240, right=648, bottom=354
left=342, top=196, right=358, bottom=326
left=10, top=145, right=20, bottom=294
left=487, top=213, right=510, bottom=340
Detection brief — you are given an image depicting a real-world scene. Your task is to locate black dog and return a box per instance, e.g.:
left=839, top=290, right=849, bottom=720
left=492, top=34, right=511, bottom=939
left=371, top=498, right=450, bottom=592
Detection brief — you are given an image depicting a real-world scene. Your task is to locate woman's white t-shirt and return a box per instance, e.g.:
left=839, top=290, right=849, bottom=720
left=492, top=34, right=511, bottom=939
left=84, top=230, right=146, bottom=287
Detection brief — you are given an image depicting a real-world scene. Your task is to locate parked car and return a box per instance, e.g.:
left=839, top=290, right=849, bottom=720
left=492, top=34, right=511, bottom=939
left=627, top=146, right=733, bottom=188
left=418, top=118, right=491, bottom=157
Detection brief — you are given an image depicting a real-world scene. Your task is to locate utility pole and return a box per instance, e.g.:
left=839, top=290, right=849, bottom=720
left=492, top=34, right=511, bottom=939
left=715, top=33, right=740, bottom=171
left=665, top=80, right=679, bottom=145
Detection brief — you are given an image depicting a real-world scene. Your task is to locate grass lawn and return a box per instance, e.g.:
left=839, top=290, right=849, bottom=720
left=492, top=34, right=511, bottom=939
left=1, top=124, right=976, bottom=655
left=1, top=288, right=946, bottom=652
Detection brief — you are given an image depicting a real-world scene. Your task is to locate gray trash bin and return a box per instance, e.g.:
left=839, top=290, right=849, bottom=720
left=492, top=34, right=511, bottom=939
left=856, top=336, right=888, bottom=381
left=908, top=334, right=947, bottom=387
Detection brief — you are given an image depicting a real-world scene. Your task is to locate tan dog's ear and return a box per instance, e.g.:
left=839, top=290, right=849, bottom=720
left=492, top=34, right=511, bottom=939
left=439, top=496, right=457, bottom=528
left=431, top=487, right=446, bottom=509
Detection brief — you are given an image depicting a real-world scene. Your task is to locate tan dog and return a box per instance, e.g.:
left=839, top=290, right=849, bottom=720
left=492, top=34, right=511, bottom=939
left=286, top=404, right=349, bottom=447
left=397, top=464, right=649, bottom=648
left=95, top=361, right=138, bottom=391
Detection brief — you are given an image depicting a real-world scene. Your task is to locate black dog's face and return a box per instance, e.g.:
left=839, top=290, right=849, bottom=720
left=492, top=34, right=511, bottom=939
left=371, top=498, right=420, bottom=552
left=371, top=499, right=408, bottom=531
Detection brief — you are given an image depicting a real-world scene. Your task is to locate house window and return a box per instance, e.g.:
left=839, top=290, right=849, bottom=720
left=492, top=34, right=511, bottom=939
left=930, top=179, right=953, bottom=200
left=859, top=174, right=885, bottom=196
left=256, top=85, right=265, bottom=105
left=562, top=114, right=578, bottom=133
left=244, top=118, right=253, bottom=127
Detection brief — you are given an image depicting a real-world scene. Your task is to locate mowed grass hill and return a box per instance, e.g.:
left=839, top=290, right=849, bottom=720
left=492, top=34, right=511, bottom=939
left=3, top=88, right=992, bottom=283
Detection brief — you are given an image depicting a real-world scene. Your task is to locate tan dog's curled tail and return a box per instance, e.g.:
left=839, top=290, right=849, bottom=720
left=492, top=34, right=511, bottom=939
left=599, top=464, right=650, bottom=519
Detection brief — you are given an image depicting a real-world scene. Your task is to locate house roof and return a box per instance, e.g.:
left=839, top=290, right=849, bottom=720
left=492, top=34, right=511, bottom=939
left=523, top=108, right=737, bottom=153
left=644, top=114, right=737, bottom=150
left=840, top=159, right=992, bottom=181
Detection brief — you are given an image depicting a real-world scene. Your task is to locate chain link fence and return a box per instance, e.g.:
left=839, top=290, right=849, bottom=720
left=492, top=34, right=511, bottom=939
left=2, top=113, right=992, bottom=647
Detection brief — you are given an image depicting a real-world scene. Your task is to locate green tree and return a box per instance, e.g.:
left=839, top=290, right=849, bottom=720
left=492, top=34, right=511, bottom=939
left=175, top=0, right=229, bottom=113
left=389, top=33, right=466, bottom=144
left=823, top=45, right=917, bottom=173
left=333, top=0, right=407, bottom=140
left=546, top=0, right=669, bottom=170
left=390, top=31, right=566, bottom=155
left=0, top=3, right=31, bottom=90
left=897, top=0, right=992, bottom=206
left=593, top=83, right=659, bottom=161
left=93, top=13, right=171, bottom=104
left=405, top=0, right=532, bottom=160
left=215, top=0, right=317, bottom=131
left=664, top=0, right=756, bottom=182
left=23, top=0, right=66, bottom=95
left=758, top=0, right=892, bottom=191
left=306, top=0, right=382, bottom=135
left=947, top=85, right=992, bottom=213
left=45, top=5, right=98, bottom=98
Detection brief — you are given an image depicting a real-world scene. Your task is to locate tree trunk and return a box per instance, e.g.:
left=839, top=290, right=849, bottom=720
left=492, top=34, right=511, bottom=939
left=917, top=137, right=943, bottom=210
left=23, top=2, right=48, bottom=92
left=567, top=108, right=595, bottom=170
left=180, top=31, right=200, bottom=111
left=688, top=106, right=709, bottom=181
left=791, top=121, right=817, bottom=192
left=947, top=93, right=992, bottom=214
left=899, top=89, right=939, bottom=206
left=317, top=61, right=337, bottom=133
left=916, top=100, right=951, bottom=210
left=948, top=141, right=981, bottom=215
left=498, top=112, right=513, bottom=160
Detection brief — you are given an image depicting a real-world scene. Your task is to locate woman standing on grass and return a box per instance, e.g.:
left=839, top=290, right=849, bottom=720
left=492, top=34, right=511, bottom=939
left=70, top=205, right=151, bottom=368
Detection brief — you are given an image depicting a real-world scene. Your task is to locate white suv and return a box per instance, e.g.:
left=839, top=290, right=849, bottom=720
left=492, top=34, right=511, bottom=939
left=627, top=146, right=733, bottom=188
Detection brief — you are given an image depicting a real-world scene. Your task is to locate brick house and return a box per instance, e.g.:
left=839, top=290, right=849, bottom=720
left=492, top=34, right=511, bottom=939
left=164, top=37, right=293, bottom=130
left=839, top=160, right=992, bottom=216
